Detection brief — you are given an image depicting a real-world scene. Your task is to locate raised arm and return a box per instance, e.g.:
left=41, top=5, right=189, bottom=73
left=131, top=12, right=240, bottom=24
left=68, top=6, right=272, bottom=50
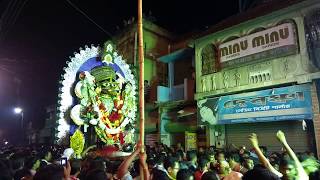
left=249, top=133, right=283, bottom=177
left=117, top=145, right=140, bottom=179
left=139, top=150, right=150, bottom=180
left=276, top=130, right=308, bottom=180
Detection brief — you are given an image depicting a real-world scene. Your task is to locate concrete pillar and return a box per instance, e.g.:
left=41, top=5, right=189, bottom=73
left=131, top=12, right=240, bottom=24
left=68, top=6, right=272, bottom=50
left=311, top=81, right=320, bottom=159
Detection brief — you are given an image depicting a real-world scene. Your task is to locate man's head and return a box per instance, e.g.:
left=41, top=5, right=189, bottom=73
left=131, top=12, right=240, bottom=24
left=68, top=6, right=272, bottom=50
left=186, top=151, right=197, bottom=163
left=242, top=157, right=254, bottom=170
left=198, top=147, right=205, bottom=153
left=239, top=146, right=246, bottom=155
left=279, top=159, right=296, bottom=180
left=33, top=164, right=64, bottom=180
left=176, top=143, right=182, bottom=150
left=243, top=164, right=281, bottom=180
left=217, top=160, right=231, bottom=175
left=215, top=151, right=225, bottom=162
left=259, top=146, right=267, bottom=156
left=144, top=80, right=149, bottom=86
left=174, top=150, right=184, bottom=162
left=176, top=169, right=194, bottom=180
left=39, top=150, right=52, bottom=162
left=155, top=153, right=166, bottom=166
left=46, top=151, right=52, bottom=161
left=201, top=171, right=219, bottom=180
left=164, top=157, right=180, bottom=179
left=198, top=158, right=209, bottom=171
left=207, top=152, right=216, bottom=163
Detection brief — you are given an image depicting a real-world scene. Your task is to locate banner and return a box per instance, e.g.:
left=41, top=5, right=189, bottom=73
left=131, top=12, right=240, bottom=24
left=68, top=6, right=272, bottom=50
left=198, top=84, right=313, bottom=125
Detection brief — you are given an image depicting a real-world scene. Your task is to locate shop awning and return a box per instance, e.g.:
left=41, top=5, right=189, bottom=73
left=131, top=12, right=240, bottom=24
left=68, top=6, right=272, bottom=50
left=158, top=48, right=193, bottom=63
left=165, top=105, right=197, bottom=122
left=164, top=122, right=197, bottom=133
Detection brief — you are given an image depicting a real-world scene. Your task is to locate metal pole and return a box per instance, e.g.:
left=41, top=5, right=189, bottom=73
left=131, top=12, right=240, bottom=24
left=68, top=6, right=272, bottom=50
left=21, top=112, right=24, bottom=129
left=21, top=112, right=24, bottom=145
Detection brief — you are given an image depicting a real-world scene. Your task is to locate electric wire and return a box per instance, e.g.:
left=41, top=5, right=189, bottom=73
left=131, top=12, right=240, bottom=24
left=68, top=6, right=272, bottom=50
left=64, top=0, right=112, bottom=38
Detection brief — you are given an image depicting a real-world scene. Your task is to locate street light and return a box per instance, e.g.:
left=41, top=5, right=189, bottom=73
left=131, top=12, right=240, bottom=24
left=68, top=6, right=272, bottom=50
left=14, top=107, right=23, bottom=114
left=14, top=107, right=24, bottom=128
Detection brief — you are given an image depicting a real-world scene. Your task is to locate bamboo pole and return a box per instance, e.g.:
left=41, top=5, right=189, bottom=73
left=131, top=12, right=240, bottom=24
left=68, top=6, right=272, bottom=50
left=137, top=0, right=145, bottom=152
left=137, top=0, right=145, bottom=178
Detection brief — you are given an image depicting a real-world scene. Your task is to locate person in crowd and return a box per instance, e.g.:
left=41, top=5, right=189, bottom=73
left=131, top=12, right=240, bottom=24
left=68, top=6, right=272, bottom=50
left=24, top=156, right=41, bottom=176
left=117, top=143, right=149, bottom=180
left=151, top=169, right=170, bottom=180
left=217, top=159, right=243, bottom=180
left=269, top=152, right=281, bottom=171
left=0, top=159, right=13, bottom=180
left=151, top=152, right=167, bottom=176
left=33, top=163, right=66, bottom=180
left=227, top=153, right=241, bottom=172
left=176, top=143, right=184, bottom=152
left=248, top=133, right=283, bottom=178
left=174, top=150, right=188, bottom=170
left=242, top=164, right=281, bottom=180
left=216, top=160, right=231, bottom=179
left=10, top=155, right=25, bottom=174
left=186, top=151, right=198, bottom=173
left=69, top=159, right=81, bottom=179
left=83, top=168, right=107, bottom=180
left=276, top=130, right=309, bottom=180
left=163, top=157, right=180, bottom=180
left=147, top=158, right=156, bottom=174
left=198, top=147, right=206, bottom=159
left=207, top=151, right=217, bottom=171
left=201, top=171, right=219, bottom=180
left=14, top=168, right=33, bottom=180
left=249, top=131, right=309, bottom=180
left=139, top=148, right=150, bottom=179
left=194, top=158, right=209, bottom=180
left=279, top=158, right=297, bottom=180
left=301, top=155, right=320, bottom=177
left=242, top=157, right=254, bottom=171
left=1, top=131, right=320, bottom=180
left=177, top=169, right=194, bottom=180
left=39, top=149, right=52, bottom=167
left=144, top=80, right=151, bottom=102
left=215, top=151, right=225, bottom=162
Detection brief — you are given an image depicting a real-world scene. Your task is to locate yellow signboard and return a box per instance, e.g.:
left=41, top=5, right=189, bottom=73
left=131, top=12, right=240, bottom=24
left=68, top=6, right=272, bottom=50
left=185, top=131, right=197, bottom=151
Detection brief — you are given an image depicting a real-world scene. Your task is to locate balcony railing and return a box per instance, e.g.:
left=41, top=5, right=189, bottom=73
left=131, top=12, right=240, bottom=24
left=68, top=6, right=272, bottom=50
left=157, top=78, right=195, bottom=102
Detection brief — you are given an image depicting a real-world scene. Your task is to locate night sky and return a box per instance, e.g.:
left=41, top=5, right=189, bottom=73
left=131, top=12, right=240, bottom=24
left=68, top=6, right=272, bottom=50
left=0, top=0, right=239, bottom=143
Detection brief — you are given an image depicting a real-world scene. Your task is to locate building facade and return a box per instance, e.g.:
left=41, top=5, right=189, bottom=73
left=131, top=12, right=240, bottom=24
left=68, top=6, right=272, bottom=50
left=113, top=19, right=175, bottom=146
left=39, top=105, right=57, bottom=144
left=194, top=0, right=320, bottom=157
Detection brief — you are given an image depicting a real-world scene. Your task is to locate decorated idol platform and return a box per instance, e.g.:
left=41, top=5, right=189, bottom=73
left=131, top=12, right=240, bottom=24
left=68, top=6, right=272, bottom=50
left=56, top=42, right=137, bottom=158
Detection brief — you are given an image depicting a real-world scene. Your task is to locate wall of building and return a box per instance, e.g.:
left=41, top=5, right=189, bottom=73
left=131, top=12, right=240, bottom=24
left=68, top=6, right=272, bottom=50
left=194, top=0, right=320, bottom=152
left=115, top=20, right=173, bottom=84
left=195, top=1, right=320, bottom=100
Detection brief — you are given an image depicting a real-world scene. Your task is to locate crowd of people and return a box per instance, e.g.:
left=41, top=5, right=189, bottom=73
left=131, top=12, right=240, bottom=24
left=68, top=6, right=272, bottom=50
left=0, top=130, right=319, bottom=180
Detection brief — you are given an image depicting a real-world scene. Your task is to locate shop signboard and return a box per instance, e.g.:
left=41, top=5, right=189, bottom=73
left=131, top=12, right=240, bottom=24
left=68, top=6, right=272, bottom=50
left=219, top=23, right=298, bottom=66
left=198, top=84, right=312, bottom=125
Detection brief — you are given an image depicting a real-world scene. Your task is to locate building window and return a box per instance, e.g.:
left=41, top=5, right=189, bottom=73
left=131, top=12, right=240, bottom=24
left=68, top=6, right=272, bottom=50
left=201, top=44, right=216, bottom=75
left=305, top=9, right=320, bottom=69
